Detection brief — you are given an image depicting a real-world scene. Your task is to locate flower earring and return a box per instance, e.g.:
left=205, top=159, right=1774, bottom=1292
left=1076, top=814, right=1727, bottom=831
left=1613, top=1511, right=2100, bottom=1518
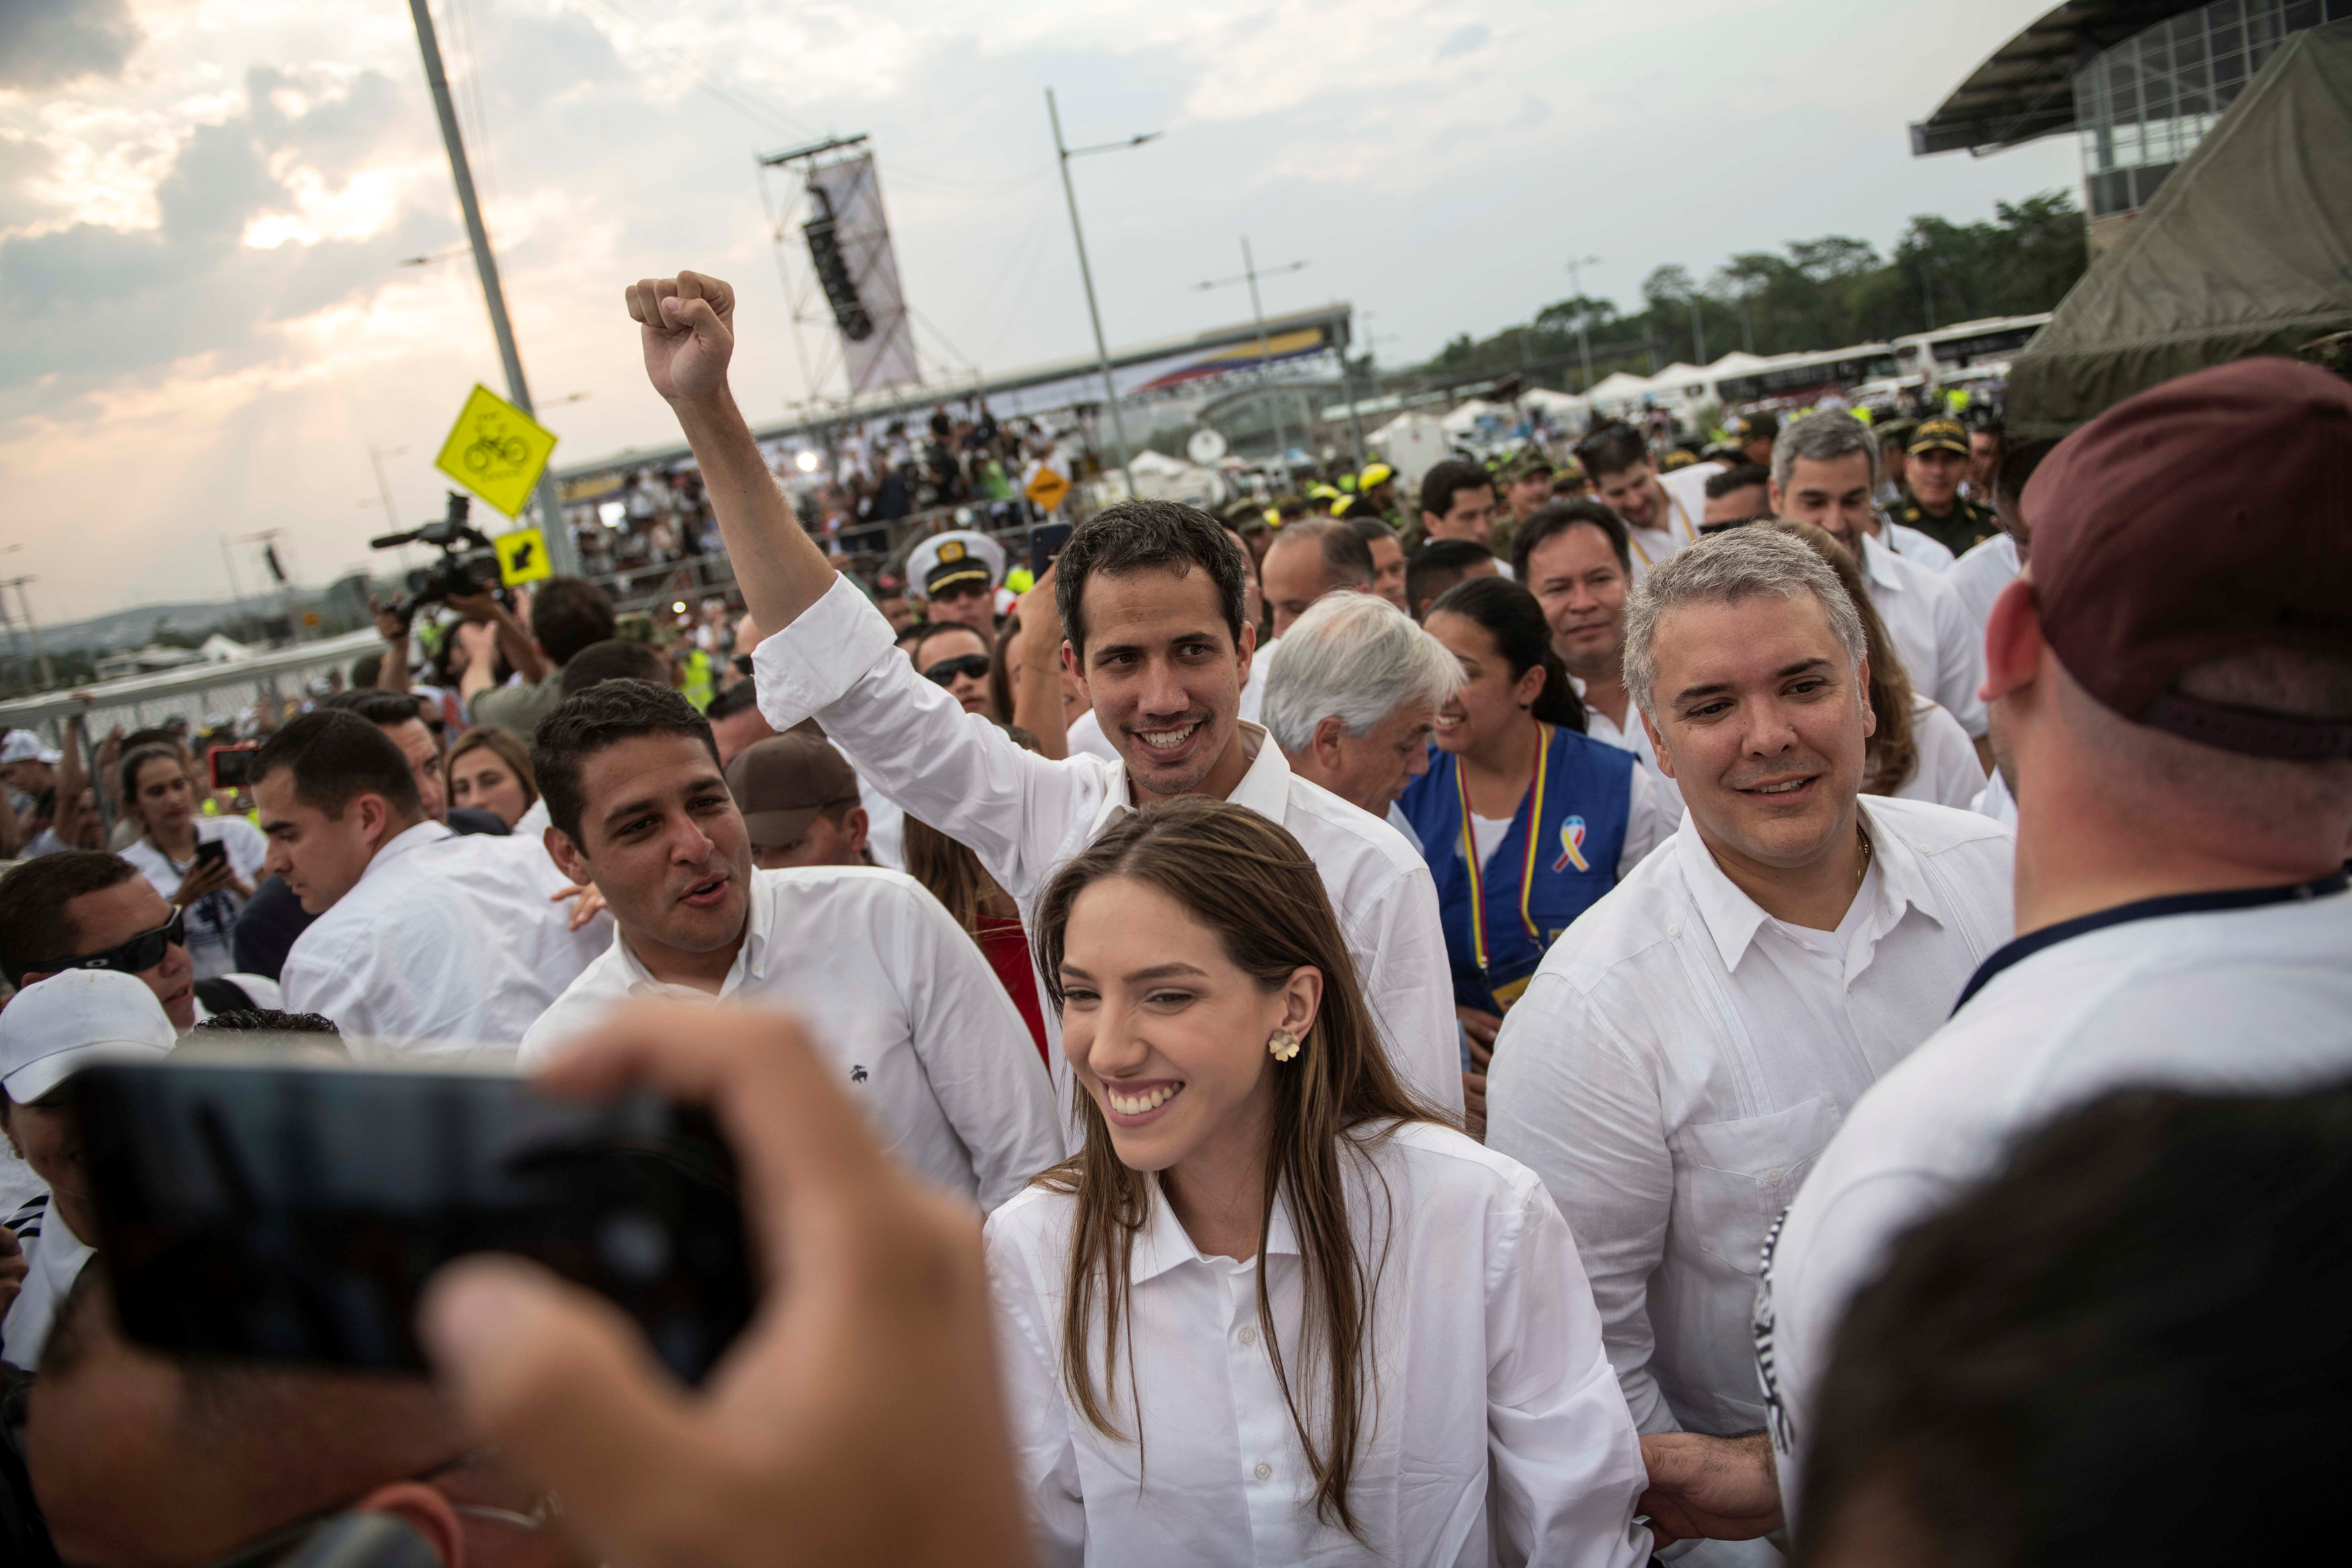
left=1268, top=1029, right=1302, bottom=1062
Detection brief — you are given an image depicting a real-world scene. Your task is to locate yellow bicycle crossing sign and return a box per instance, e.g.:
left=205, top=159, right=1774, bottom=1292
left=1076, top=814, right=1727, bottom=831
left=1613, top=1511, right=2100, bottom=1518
left=434, top=384, right=559, bottom=519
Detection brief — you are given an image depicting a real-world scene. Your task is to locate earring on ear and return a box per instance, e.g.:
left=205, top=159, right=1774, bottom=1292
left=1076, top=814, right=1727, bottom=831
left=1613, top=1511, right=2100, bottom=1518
left=1268, top=1029, right=1302, bottom=1063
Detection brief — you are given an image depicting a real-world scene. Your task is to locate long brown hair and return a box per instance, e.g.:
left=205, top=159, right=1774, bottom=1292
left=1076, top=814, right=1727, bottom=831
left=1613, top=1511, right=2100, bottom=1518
left=1764, top=521, right=1919, bottom=795
left=446, top=726, right=540, bottom=811
left=1031, top=795, right=1441, bottom=1539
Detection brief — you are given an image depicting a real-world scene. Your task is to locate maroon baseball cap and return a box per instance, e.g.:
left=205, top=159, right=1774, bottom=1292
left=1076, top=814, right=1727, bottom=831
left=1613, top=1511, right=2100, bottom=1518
left=2023, top=357, right=2352, bottom=759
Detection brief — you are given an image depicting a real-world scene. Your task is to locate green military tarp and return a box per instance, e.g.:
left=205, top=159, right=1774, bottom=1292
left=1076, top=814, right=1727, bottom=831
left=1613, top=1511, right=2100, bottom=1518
left=2007, top=18, right=2352, bottom=438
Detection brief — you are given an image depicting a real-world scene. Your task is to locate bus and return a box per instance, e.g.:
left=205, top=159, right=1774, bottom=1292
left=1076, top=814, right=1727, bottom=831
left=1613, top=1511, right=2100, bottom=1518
left=1712, top=344, right=1902, bottom=407
left=1890, top=314, right=2051, bottom=384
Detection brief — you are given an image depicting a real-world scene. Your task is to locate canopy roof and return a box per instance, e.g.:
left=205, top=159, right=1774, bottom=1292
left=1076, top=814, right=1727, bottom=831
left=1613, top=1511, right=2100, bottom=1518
left=2007, top=19, right=2352, bottom=434
left=1909, top=1, right=2204, bottom=155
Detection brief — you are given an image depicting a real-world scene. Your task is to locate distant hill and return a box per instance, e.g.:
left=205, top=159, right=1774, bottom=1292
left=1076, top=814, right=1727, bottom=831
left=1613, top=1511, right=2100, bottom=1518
left=30, top=582, right=384, bottom=655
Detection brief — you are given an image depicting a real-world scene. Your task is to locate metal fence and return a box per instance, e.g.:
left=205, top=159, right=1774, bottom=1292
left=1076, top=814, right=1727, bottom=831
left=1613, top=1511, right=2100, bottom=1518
left=0, top=629, right=380, bottom=741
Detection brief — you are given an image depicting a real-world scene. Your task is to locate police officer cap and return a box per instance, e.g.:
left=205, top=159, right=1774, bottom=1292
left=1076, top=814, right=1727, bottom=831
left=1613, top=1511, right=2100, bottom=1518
left=907, top=529, right=1005, bottom=599
left=1906, top=417, right=1972, bottom=457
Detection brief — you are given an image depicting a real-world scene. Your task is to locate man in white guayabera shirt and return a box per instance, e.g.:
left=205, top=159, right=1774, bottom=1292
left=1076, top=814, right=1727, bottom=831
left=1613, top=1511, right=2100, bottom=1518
left=619, top=270, right=1462, bottom=1127
left=1486, top=528, right=2013, bottom=1565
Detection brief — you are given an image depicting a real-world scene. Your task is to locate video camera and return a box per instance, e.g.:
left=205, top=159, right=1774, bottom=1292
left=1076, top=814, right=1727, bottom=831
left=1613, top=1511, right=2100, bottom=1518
left=370, top=491, right=503, bottom=617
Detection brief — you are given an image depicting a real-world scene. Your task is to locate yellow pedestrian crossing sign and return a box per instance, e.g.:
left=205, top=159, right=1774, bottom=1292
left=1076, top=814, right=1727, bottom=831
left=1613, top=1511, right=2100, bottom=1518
left=494, top=527, right=553, bottom=586
left=434, top=384, right=559, bottom=519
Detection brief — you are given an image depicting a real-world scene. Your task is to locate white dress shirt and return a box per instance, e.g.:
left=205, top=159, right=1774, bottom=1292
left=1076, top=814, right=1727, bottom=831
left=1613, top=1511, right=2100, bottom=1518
left=984, top=1120, right=1653, bottom=1567
left=1969, top=766, right=2017, bottom=828
left=1858, top=533, right=1988, bottom=738
left=1, top=1198, right=90, bottom=1370
left=1889, top=697, right=1985, bottom=810
left=1944, top=531, right=2019, bottom=641
left=1759, top=876, right=2352, bottom=1526
left=1628, top=470, right=1706, bottom=584
left=1068, top=635, right=1273, bottom=762
left=281, top=822, right=612, bottom=1063
left=1878, top=520, right=1955, bottom=572
left=753, top=576, right=1462, bottom=1120
left=1571, top=679, right=1687, bottom=825
left=521, top=865, right=1060, bottom=1211
left=1484, top=796, right=2013, bottom=1437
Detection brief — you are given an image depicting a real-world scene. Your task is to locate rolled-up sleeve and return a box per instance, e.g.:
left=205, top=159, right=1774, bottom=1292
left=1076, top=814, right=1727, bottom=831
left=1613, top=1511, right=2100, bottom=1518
left=1486, top=973, right=1677, bottom=1432
left=752, top=574, right=1108, bottom=901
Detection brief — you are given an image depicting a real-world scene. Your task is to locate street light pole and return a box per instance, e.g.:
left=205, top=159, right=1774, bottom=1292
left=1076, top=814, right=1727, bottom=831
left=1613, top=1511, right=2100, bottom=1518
left=1047, top=89, right=1159, bottom=498
left=1198, top=243, right=1310, bottom=482
left=1566, top=255, right=1601, bottom=392
left=405, top=0, right=579, bottom=575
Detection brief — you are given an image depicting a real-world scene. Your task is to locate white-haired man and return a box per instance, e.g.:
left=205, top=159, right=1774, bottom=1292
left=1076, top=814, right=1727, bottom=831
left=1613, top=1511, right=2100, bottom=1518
left=1484, top=529, right=2013, bottom=1561
left=1261, top=593, right=1460, bottom=845
left=1767, top=411, right=1989, bottom=744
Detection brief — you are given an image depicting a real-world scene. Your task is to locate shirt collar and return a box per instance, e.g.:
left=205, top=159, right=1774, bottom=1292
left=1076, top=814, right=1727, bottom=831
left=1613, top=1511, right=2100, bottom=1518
left=1673, top=795, right=1942, bottom=971
left=613, top=867, right=770, bottom=998
left=1861, top=530, right=1905, bottom=591
left=1097, top=723, right=1288, bottom=829
left=364, top=820, right=453, bottom=883
left=1128, top=1170, right=1303, bottom=1285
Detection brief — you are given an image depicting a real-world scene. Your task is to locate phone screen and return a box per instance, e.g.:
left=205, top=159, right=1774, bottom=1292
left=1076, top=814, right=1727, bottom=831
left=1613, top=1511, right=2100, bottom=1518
left=206, top=744, right=259, bottom=792
left=191, top=839, right=229, bottom=871
left=75, top=1058, right=755, bottom=1383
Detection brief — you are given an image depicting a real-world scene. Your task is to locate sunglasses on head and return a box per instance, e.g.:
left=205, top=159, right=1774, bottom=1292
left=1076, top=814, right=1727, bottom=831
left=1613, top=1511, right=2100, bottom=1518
left=21, top=908, right=186, bottom=984
left=923, top=654, right=991, bottom=686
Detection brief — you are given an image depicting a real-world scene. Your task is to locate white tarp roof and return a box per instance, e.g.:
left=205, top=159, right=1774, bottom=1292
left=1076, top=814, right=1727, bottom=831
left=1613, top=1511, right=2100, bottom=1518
left=1439, top=398, right=1515, bottom=435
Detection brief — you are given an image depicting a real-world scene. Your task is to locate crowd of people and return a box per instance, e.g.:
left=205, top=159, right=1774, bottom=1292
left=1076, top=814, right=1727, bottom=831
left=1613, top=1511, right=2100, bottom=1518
left=0, top=263, right=2341, bottom=1568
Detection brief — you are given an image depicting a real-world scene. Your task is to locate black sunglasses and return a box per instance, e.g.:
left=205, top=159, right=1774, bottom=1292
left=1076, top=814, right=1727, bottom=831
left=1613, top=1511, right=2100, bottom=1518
left=22, top=908, right=185, bottom=983
left=923, top=654, right=991, bottom=685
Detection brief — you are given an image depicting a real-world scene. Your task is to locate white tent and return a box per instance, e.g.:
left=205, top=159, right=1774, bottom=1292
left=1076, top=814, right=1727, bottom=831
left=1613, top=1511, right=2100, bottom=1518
left=1368, top=411, right=1452, bottom=481
left=1437, top=398, right=1515, bottom=435
left=1521, top=386, right=1589, bottom=420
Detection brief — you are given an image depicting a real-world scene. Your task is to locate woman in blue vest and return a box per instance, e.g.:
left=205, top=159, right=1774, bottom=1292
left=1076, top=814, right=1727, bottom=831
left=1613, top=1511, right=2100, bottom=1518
left=1400, top=576, right=1670, bottom=1132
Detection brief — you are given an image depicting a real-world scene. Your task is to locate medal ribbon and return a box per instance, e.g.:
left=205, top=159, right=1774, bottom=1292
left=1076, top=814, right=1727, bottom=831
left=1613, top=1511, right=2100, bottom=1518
left=1454, top=723, right=1551, bottom=978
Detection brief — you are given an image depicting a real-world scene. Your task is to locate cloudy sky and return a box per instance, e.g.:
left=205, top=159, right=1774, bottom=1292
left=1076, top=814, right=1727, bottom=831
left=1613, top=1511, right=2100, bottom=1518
left=1, top=0, right=2076, bottom=622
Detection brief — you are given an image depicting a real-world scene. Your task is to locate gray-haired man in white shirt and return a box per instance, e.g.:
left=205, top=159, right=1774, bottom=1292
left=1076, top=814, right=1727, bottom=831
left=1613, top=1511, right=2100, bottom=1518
left=623, top=270, right=1462, bottom=1123
left=1485, top=529, right=2012, bottom=1556
left=519, top=680, right=1061, bottom=1211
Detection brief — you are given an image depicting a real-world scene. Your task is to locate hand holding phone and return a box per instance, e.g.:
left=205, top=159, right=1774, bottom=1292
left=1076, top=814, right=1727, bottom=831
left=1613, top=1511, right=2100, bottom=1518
left=206, top=743, right=261, bottom=793
left=1030, top=522, right=1073, bottom=577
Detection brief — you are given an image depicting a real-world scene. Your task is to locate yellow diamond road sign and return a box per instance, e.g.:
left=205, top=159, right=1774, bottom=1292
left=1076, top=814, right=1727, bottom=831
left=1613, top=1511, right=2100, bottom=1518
left=494, top=527, right=553, bottom=586
left=1023, top=466, right=1071, bottom=512
left=434, top=384, right=559, bottom=519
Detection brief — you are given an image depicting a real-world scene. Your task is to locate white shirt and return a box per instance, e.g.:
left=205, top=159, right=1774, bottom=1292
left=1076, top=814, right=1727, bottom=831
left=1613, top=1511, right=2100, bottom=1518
left=1628, top=471, right=1706, bottom=583
left=1970, top=765, right=2017, bottom=828
left=282, top=822, right=612, bottom=1063
left=1859, top=533, right=1988, bottom=738
left=1759, top=876, right=2352, bottom=1524
left=1945, top=531, right=2019, bottom=641
left=1484, top=797, right=2014, bottom=1436
left=522, top=866, right=1060, bottom=1211
left=1888, top=697, right=1986, bottom=810
left=855, top=768, right=907, bottom=869
left=985, top=1120, right=1653, bottom=1567
left=754, top=575, right=1462, bottom=1121
left=1, top=1198, right=90, bottom=1370
left=1878, top=519, right=1956, bottom=573
left=1068, top=636, right=1276, bottom=762
left=120, top=816, right=269, bottom=979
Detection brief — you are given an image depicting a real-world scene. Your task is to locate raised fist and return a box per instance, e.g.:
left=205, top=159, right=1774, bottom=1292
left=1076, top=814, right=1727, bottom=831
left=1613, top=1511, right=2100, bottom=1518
left=626, top=271, right=737, bottom=408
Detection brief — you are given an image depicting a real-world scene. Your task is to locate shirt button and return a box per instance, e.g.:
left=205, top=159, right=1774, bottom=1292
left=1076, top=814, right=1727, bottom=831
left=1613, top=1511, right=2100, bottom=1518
left=1253, top=1463, right=1273, bottom=1481
left=1766, top=1168, right=1783, bottom=1182
left=1238, top=1324, right=1257, bottom=1346
left=1667, top=922, right=1681, bottom=938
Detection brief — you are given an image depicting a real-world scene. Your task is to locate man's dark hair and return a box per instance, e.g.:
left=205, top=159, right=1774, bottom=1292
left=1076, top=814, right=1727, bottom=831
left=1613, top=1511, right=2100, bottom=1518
left=532, top=681, right=719, bottom=844
left=1418, top=459, right=1494, bottom=521
left=704, top=679, right=761, bottom=723
left=1704, top=462, right=1772, bottom=500
left=1993, top=436, right=2062, bottom=509
left=1406, top=539, right=1501, bottom=619
left=317, top=689, right=429, bottom=730
left=1801, top=1079, right=2352, bottom=1565
left=1572, top=423, right=1651, bottom=482
left=1341, top=514, right=1398, bottom=550
left=1512, top=499, right=1630, bottom=579
left=250, top=710, right=423, bottom=823
left=529, top=577, right=620, bottom=667
left=1053, top=500, right=1247, bottom=657
left=349, top=652, right=382, bottom=689
left=1267, top=517, right=1376, bottom=589
left=0, top=851, right=140, bottom=983
left=191, top=1008, right=344, bottom=1040
left=558, top=638, right=669, bottom=697
left=892, top=619, right=935, bottom=652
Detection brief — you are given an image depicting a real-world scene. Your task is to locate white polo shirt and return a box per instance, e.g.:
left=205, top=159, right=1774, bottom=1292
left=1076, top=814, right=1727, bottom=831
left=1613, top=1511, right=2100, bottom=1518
left=753, top=575, right=1462, bottom=1121
left=985, top=1119, right=1653, bottom=1567
left=281, top=823, right=612, bottom=1063
left=1859, top=532, right=1988, bottom=738
left=1484, top=795, right=2013, bottom=1438
left=1758, top=872, right=2352, bottom=1528
left=521, top=865, right=1060, bottom=1211
left=1945, top=531, right=2019, bottom=641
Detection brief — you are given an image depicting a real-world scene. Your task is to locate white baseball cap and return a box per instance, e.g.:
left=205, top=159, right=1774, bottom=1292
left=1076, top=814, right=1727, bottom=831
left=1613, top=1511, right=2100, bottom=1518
left=0, top=969, right=177, bottom=1104
left=0, top=732, right=61, bottom=767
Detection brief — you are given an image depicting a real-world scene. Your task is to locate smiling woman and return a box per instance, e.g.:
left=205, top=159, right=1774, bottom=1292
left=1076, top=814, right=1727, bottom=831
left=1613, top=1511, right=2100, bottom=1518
left=984, top=795, right=1655, bottom=1566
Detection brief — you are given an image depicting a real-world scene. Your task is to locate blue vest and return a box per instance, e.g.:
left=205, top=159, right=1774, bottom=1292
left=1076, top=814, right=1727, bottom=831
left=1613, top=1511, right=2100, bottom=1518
left=1398, top=724, right=1634, bottom=1014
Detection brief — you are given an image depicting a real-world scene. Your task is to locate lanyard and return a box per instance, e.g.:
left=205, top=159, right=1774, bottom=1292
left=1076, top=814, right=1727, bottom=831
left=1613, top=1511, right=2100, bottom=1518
left=1454, top=724, right=1551, bottom=977
left=1626, top=484, right=1697, bottom=568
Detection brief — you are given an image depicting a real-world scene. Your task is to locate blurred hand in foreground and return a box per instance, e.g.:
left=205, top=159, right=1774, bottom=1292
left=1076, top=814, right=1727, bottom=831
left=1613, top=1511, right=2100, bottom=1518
left=418, top=1000, right=1032, bottom=1568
